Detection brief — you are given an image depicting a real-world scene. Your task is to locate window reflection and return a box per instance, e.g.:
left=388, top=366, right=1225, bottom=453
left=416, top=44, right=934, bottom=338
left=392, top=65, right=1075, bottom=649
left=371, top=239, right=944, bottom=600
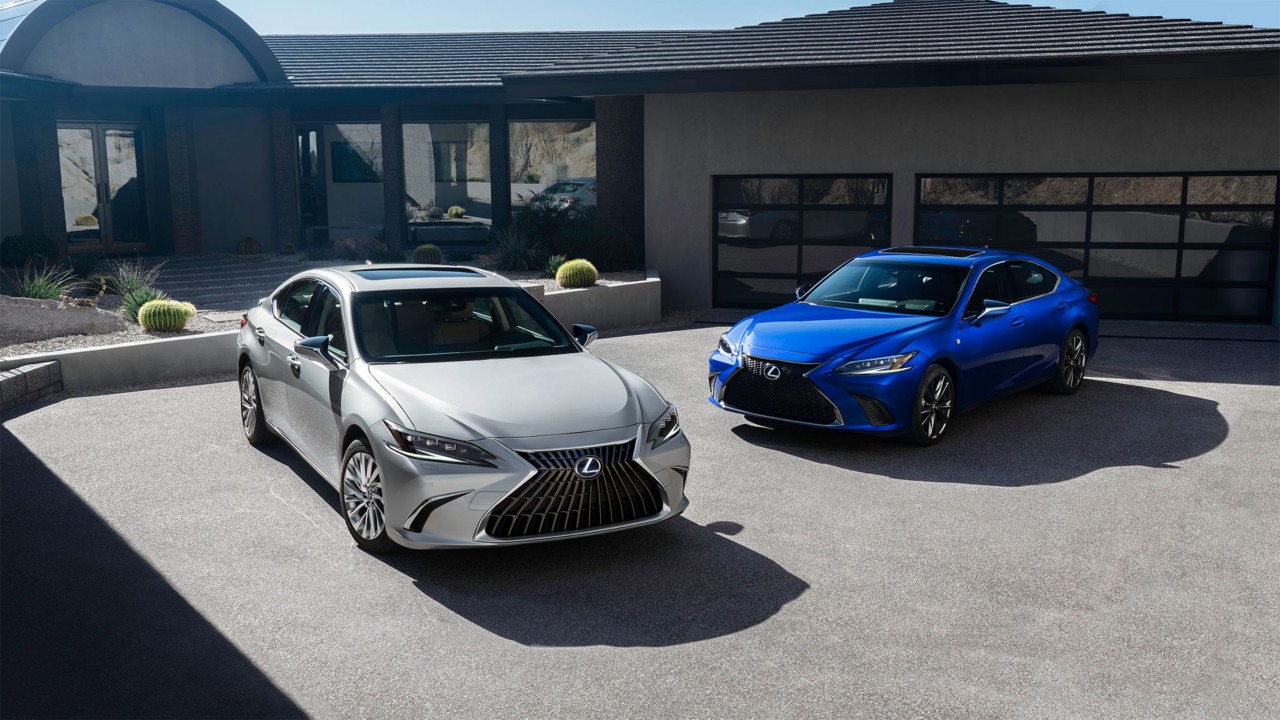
left=717, top=243, right=798, bottom=274
left=1184, top=211, right=1274, bottom=245
left=1091, top=210, right=1180, bottom=245
left=1018, top=211, right=1086, bottom=244
left=917, top=211, right=997, bottom=245
left=716, top=210, right=799, bottom=240
left=919, top=177, right=998, bottom=205
left=715, top=178, right=798, bottom=206
left=1182, top=249, right=1271, bottom=282
left=1187, top=175, right=1277, bottom=205
left=802, top=245, right=874, bottom=275
left=1087, top=249, right=1177, bottom=279
left=403, top=122, right=491, bottom=225
left=509, top=121, right=596, bottom=207
left=1093, top=176, right=1182, bottom=205
left=1003, top=176, right=1088, bottom=205
left=802, top=178, right=887, bottom=205
left=803, top=211, right=878, bottom=241
left=1179, top=287, right=1268, bottom=319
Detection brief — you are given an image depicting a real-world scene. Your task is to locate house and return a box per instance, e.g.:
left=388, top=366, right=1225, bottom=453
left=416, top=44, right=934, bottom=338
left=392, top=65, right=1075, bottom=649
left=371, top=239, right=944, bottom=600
left=2, top=0, right=1277, bottom=322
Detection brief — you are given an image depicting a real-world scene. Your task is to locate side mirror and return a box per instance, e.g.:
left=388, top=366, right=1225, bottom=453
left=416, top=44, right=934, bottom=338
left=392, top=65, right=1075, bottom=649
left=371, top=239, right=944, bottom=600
left=294, top=336, right=338, bottom=369
left=969, top=299, right=1011, bottom=325
left=572, top=323, right=598, bottom=348
left=795, top=284, right=812, bottom=300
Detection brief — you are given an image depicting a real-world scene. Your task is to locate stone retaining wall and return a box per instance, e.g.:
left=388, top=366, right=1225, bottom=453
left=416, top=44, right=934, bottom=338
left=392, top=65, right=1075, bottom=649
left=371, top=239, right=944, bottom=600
left=0, top=360, right=62, bottom=411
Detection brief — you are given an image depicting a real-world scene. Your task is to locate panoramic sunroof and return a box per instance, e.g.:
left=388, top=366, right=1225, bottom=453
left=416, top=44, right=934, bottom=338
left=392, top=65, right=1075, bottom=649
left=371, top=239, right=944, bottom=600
left=880, top=247, right=983, bottom=258
left=352, top=268, right=483, bottom=280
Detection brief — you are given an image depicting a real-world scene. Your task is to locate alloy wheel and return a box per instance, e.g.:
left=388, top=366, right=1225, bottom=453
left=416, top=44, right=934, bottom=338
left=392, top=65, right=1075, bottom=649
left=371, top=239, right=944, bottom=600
left=1063, top=334, right=1087, bottom=389
left=343, top=451, right=385, bottom=540
left=239, top=367, right=259, bottom=437
left=919, top=373, right=954, bottom=440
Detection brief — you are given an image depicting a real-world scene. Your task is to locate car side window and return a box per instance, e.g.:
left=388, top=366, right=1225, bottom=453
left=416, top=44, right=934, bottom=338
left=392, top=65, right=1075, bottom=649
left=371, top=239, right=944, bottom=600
left=965, top=265, right=1013, bottom=317
left=311, top=287, right=348, bottom=361
left=1008, top=261, right=1055, bottom=301
left=277, top=280, right=319, bottom=334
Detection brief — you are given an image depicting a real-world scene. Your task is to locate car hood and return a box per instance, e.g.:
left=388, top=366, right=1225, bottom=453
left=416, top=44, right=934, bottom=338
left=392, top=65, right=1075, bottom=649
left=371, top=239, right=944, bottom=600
left=368, top=353, right=645, bottom=440
left=738, top=302, right=945, bottom=361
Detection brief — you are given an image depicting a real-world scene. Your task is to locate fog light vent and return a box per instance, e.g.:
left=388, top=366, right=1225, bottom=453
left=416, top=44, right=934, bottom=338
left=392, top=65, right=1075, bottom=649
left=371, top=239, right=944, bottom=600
left=853, top=395, right=896, bottom=426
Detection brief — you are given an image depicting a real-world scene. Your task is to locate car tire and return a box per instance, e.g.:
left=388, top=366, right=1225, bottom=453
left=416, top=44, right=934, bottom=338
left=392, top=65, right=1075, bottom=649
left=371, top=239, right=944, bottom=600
left=903, top=364, right=955, bottom=447
left=239, top=364, right=273, bottom=445
left=340, top=438, right=399, bottom=554
left=1045, top=329, right=1088, bottom=395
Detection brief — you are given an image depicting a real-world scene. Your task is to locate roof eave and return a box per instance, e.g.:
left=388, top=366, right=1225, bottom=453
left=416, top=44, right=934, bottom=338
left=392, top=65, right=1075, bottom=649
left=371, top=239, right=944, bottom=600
left=500, top=49, right=1280, bottom=99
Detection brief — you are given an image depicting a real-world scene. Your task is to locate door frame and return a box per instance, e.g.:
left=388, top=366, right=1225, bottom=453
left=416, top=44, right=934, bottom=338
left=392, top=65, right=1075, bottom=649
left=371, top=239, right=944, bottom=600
left=56, top=121, right=151, bottom=255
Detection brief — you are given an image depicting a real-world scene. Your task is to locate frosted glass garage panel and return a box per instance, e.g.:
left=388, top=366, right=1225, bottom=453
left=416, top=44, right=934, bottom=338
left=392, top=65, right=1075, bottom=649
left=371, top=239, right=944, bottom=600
left=1093, top=176, right=1182, bottom=205
left=1096, top=286, right=1176, bottom=315
left=715, top=178, right=799, bottom=206
left=1179, top=287, right=1269, bottom=320
left=920, top=177, right=998, bottom=205
left=1003, top=177, right=1088, bottom=205
left=715, top=277, right=796, bottom=308
left=716, top=243, right=798, bottom=274
left=1181, top=249, right=1272, bottom=283
left=802, top=245, right=873, bottom=275
left=1186, top=175, right=1277, bottom=205
left=1087, top=249, right=1177, bottom=279
left=1183, top=211, right=1274, bottom=245
left=1091, top=211, right=1180, bottom=244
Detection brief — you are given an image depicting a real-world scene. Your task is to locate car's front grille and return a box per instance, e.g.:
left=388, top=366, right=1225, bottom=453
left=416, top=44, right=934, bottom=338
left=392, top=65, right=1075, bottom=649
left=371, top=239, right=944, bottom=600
left=721, top=356, right=840, bottom=425
left=484, top=439, right=664, bottom=539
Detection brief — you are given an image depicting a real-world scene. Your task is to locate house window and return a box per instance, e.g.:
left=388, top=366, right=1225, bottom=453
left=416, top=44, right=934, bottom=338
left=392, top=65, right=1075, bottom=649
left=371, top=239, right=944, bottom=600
left=713, top=174, right=891, bottom=308
left=915, top=173, right=1279, bottom=323
left=402, top=122, right=491, bottom=225
left=508, top=121, right=596, bottom=207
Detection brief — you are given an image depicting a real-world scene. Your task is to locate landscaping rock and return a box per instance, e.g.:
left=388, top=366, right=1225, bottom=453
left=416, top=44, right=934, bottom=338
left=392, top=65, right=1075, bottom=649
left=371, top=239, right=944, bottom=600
left=0, top=295, right=129, bottom=346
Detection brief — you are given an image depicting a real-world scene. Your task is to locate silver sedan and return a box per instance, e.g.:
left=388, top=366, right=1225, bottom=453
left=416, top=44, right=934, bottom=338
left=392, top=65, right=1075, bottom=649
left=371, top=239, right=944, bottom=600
left=237, top=265, right=690, bottom=552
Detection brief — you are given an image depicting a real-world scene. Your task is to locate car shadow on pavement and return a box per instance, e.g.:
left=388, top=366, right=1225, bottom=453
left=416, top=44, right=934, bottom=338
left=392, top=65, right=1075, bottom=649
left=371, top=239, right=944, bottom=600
left=379, top=518, right=809, bottom=647
left=0, top=427, right=305, bottom=720
left=729, top=378, right=1229, bottom=486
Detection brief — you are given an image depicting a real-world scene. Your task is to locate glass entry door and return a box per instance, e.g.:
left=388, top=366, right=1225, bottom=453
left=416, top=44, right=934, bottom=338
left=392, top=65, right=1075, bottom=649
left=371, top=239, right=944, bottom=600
left=57, top=124, right=149, bottom=253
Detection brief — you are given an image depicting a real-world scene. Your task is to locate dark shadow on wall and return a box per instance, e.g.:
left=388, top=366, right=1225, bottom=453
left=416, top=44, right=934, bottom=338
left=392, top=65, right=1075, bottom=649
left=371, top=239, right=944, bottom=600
left=378, top=518, right=808, bottom=647
left=0, top=428, right=305, bottom=720
left=729, top=378, right=1229, bottom=487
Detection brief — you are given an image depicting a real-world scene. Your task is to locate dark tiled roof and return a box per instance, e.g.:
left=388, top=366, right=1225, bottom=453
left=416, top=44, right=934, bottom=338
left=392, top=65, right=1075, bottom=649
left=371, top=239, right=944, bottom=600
left=261, top=31, right=699, bottom=88
left=510, top=0, right=1280, bottom=78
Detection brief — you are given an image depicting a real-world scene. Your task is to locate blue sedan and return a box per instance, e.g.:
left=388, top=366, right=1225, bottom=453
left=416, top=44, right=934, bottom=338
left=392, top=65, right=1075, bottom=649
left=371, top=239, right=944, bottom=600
left=708, top=247, right=1099, bottom=445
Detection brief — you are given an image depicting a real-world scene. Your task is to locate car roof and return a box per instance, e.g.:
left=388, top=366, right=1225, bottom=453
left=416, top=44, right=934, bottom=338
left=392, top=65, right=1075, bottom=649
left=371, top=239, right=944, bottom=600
left=861, top=246, right=1036, bottom=267
left=299, top=265, right=523, bottom=294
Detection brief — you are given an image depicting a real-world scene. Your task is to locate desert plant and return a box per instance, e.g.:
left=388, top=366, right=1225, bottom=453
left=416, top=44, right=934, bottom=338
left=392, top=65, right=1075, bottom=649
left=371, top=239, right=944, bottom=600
left=489, top=226, right=547, bottom=272
left=446, top=205, right=466, bottom=219
left=281, top=242, right=297, bottom=256
left=1, top=233, right=57, bottom=267
left=555, top=258, right=598, bottom=289
left=13, top=262, right=80, bottom=300
left=67, top=253, right=101, bottom=279
left=426, top=205, right=445, bottom=220
left=544, top=254, right=567, bottom=278
left=109, top=257, right=165, bottom=296
left=236, top=237, right=262, bottom=255
left=74, top=213, right=99, bottom=227
left=137, top=299, right=197, bottom=332
left=412, top=243, right=444, bottom=264
left=122, top=286, right=170, bottom=324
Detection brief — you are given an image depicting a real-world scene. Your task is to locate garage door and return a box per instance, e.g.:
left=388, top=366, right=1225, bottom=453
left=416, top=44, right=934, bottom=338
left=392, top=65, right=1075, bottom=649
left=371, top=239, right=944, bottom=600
left=713, top=175, right=891, bottom=308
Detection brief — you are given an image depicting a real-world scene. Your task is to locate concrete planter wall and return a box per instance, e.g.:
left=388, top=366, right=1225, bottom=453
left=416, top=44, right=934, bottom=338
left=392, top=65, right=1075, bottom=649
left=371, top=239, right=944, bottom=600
left=0, top=331, right=238, bottom=393
left=538, top=272, right=661, bottom=331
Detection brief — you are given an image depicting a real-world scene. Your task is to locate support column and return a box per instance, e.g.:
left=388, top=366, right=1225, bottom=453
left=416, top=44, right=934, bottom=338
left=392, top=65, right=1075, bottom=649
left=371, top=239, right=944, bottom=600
left=594, top=96, right=646, bottom=259
left=380, top=104, right=406, bottom=252
left=11, top=103, right=65, bottom=253
left=162, top=107, right=202, bottom=254
left=488, top=106, right=511, bottom=230
left=270, top=107, right=300, bottom=252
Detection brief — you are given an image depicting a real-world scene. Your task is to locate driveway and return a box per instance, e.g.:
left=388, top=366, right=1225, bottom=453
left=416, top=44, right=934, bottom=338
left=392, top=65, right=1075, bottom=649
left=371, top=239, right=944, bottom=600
left=2, top=326, right=1277, bottom=719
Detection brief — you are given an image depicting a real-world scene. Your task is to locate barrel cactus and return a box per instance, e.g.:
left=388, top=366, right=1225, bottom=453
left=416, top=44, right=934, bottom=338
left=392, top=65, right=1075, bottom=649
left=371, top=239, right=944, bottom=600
left=447, top=205, right=466, bottom=219
left=425, top=205, right=445, bottom=220
left=74, top=213, right=99, bottom=227
left=137, top=299, right=197, bottom=332
left=122, top=286, right=169, bottom=324
left=555, top=258, right=598, bottom=289
left=412, top=243, right=444, bottom=264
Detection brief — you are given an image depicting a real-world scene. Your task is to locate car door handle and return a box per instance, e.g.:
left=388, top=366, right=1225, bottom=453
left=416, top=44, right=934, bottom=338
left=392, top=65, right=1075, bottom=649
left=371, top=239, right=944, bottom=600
left=1057, top=301, right=1070, bottom=311
left=1010, top=316, right=1027, bottom=327
left=254, top=327, right=266, bottom=344
left=287, top=353, right=301, bottom=377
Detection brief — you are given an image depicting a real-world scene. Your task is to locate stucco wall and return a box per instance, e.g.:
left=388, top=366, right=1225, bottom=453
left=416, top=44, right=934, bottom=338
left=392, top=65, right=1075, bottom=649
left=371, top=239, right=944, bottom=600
left=0, top=103, right=21, bottom=241
left=645, top=77, right=1280, bottom=311
left=20, top=0, right=260, bottom=88
left=192, top=107, right=275, bottom=253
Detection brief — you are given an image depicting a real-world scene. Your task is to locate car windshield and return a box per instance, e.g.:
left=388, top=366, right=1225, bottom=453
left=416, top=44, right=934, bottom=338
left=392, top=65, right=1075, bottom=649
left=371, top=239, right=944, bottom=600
left=352, top=287, right=576, bottom=362
left=804, top=260, right=969, bottom=317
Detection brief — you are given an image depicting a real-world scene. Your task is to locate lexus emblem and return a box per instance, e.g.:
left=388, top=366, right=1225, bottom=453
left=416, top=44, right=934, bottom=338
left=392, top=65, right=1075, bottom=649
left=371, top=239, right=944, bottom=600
left=574, top=455, right=603, bottom=479
left=763, top=363, right=783, bottom=381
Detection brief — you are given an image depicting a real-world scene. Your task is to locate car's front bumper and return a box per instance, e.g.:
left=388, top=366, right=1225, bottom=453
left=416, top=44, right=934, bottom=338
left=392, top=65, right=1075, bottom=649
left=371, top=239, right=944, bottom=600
left=371, top=423, right=691, bottom=550
left=708, top=346, right=925, bottom=435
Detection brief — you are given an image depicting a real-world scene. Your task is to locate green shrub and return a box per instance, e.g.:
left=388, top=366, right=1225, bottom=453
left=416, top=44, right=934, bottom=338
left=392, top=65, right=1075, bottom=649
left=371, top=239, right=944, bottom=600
left=426, top=205, right=445, bottom=220
left=555, top=259, right=598, bottom=289
left=544, top=254, right=567, bottom=278
left=447, top=205, right=466, bottom=219
left=122, top=286, right=170, bottom=324
left=137, top=299, right=196, bottom=332
left=110, top=257, right=164, bottom=296
left=67, top=253, right=101, bottom=279
left=13, top=262, right=79, bottom=300
left=1, top=233, right=57, bottom=267
left=489, top=226, right=547, bottom=271
left=412, top=243, right=444, bottom=264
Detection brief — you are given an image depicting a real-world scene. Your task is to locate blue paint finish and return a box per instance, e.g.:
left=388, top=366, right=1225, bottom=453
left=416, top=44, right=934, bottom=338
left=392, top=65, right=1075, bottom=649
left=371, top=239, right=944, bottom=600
left=708, top=247, right=1100, bottom=437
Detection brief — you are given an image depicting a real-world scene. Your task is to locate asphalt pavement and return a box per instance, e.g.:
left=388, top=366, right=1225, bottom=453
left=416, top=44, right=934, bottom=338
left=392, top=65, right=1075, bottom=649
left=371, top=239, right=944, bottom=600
left=2, top=325, right=1277, bottom=719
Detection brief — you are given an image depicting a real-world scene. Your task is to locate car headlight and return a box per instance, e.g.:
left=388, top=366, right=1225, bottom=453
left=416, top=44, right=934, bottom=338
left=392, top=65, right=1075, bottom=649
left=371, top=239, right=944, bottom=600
left=717, top=333, right=736, bottom=356
left=647, top=405, right=681, bottom=448
left=384, top=421, right=495, bottom=466
left=834, top=351, right=918, bottom=376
